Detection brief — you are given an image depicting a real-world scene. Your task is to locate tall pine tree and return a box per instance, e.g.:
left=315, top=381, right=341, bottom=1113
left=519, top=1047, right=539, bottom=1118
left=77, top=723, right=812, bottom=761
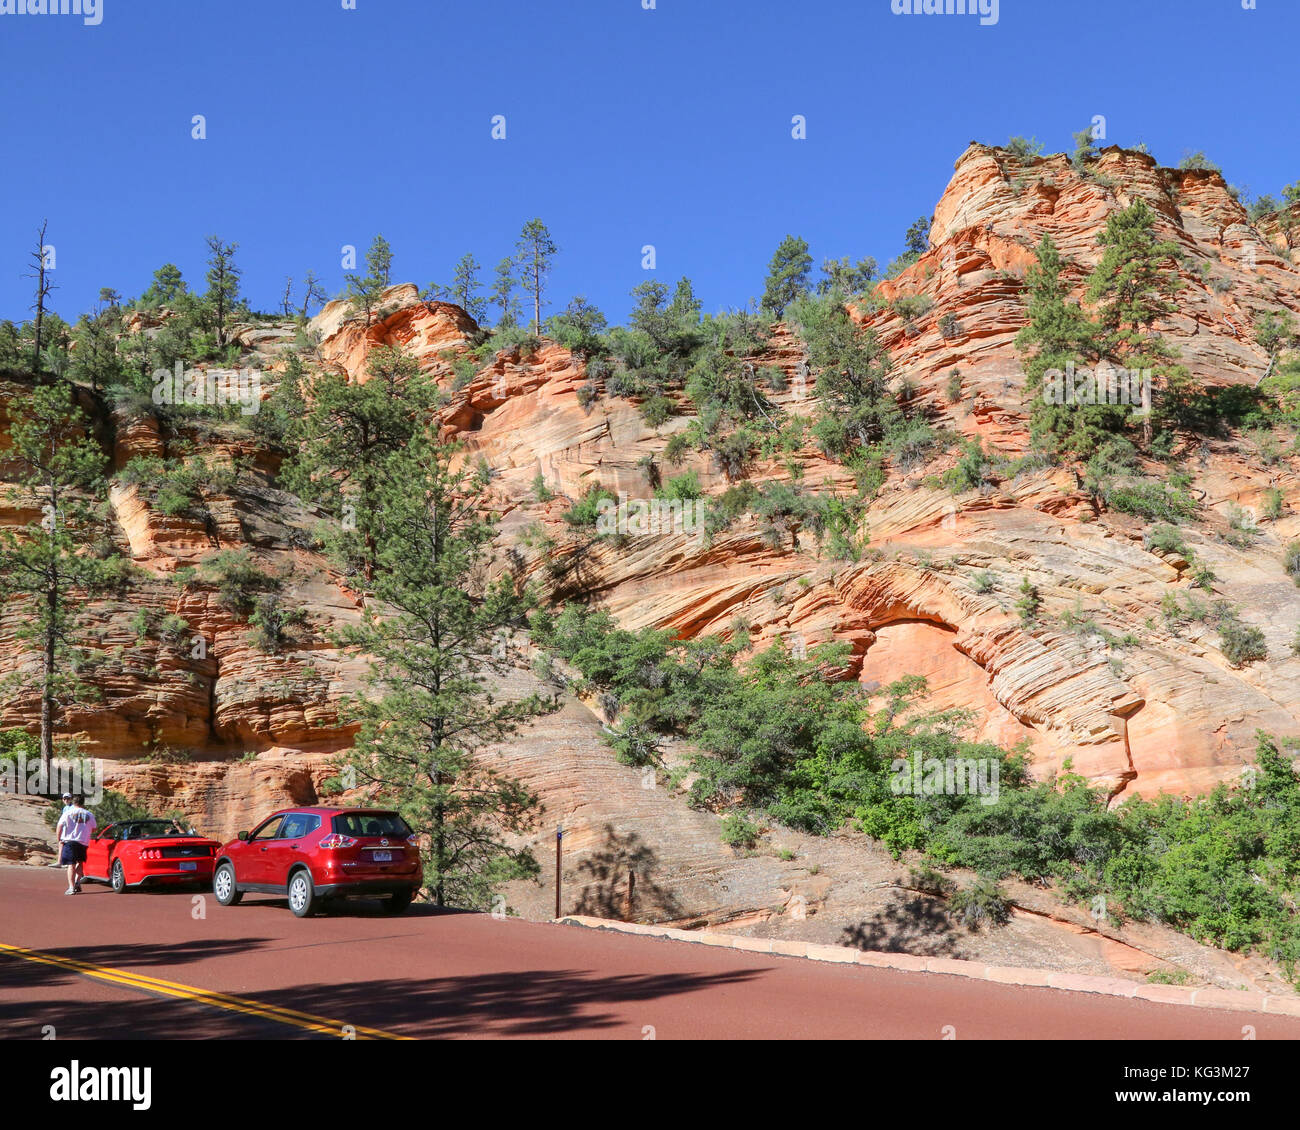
left=1085, top=197, right=1189, bottom=445
left=0, top=384, right=128, bottom=768
left=332, top=433, right=550, bottom=909
left=282, top=346, right=440, bottom=582
left=761, top=235, right=813, bottom=318
left=1015, top=233, right=1110, bottom=454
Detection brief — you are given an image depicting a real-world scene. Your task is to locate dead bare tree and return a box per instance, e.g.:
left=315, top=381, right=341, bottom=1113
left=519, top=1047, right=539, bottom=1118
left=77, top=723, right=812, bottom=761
left=299, top=271, right=326, bottom=320
left=25, top=220, right=55, bottom=378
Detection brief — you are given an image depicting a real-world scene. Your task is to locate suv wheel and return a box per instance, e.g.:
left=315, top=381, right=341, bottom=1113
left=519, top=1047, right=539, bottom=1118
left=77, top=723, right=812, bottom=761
left=288, top=870, right=317, bottom=917
left=383, top=889, right=413, bottom=915
left=213, top=862, right=242, bottom=906
left=111, top=860, right=127, bottom=894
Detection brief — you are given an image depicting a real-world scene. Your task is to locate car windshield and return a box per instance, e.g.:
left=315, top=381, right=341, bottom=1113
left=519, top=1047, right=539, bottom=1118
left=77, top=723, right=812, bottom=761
left=121, top=820, right=187, bottom=840
left=331, top=812, right=411, bottom=838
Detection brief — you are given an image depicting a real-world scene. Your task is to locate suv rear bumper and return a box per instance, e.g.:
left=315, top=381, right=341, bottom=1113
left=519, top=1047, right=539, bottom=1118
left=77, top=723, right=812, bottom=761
left=313, top=880, right=421, bottom=898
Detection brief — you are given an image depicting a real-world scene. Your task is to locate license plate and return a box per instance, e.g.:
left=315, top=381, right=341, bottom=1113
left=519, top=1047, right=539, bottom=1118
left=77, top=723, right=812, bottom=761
left=371, top=851, right=392, bottom=862
left=178, top=861, right=198, bottom=871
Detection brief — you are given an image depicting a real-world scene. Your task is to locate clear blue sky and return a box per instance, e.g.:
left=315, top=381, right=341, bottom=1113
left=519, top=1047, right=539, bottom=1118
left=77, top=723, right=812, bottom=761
left=2, top=0, right=1297, bottom=328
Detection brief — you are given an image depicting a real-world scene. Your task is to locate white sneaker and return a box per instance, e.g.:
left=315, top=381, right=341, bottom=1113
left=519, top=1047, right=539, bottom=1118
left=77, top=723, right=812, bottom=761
left=64, top=887, right=76, bottom=895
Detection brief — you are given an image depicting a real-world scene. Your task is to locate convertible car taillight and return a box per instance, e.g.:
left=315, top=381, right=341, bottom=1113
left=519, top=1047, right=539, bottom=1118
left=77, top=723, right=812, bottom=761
left=318, top=834, right=358, bottom=849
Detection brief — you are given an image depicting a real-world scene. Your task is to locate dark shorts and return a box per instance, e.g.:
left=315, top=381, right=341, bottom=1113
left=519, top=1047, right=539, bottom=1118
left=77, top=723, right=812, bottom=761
left=59, top=841, right=87, bottom=865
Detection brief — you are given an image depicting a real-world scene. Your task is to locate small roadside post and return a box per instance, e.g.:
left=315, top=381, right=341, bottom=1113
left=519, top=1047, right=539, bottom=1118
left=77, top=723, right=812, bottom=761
left=555, top=824, right=563, bottom=919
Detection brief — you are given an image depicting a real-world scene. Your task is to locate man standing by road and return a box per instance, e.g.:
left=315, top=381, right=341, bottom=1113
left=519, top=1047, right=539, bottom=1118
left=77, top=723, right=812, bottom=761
left=55, top=794, right=96, bottom=895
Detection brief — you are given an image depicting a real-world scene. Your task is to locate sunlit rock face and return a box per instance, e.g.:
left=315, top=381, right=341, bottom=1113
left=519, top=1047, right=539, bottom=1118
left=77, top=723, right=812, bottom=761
left=4, top=143, right=1300, bottom=843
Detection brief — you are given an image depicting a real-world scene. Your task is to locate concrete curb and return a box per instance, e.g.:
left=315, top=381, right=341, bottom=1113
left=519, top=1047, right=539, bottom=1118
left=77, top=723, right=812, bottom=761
left=556, top=915, right=1300, bottom=1018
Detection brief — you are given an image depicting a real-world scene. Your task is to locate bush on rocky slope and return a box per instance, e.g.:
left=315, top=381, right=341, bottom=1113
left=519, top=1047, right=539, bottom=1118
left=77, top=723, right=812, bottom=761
left=536, top=606, right=1300, bottom=980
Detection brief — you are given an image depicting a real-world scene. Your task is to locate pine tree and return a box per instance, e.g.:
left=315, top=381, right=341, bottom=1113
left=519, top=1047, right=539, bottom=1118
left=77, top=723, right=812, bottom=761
left=803, top=299, right=897, bottom=450
left=817, top=256, right=877, bottom=296
left=1085, top=197, right=1188, bottom=444
left=332, top=433, right=550, bottom=909
left=366, top=234, right=393, bottom=288
left=141, top=264, right=187, bottom=308
left=515, top=219, right=557, bottom=333
left=904, top=216, right=932, bottom=257
left=68, top=296, right=123, bottom=395
left=490, top=257, right=521, bottom=328
left=0, top=385, right=128, bottom=769
left=281, top=346, right=440, bottom=582
left=1072, top=124, right=1100, bottom=171
left=203, top=236, right=242, bottom=347
left=345, top=235, right=394, bottom=325
left=761, top=235, right=813, bottom=318
left=449, top=253, right=487, bottom=322
left=1015, top=233, right=1110, bottom=454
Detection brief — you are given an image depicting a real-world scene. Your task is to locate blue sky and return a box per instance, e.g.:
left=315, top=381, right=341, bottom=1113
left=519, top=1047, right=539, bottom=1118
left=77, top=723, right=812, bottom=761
left=1, top=0, right=1297, bottom=329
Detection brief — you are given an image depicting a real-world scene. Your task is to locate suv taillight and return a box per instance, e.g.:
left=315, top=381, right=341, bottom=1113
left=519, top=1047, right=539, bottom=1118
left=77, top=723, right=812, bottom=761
left=318, top=834, right=358, bottom=849
left=407, top=835, right=420, bottom=847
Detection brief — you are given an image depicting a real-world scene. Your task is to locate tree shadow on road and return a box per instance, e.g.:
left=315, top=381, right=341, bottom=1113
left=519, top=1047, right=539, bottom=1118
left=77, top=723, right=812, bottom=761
left=251, top=964, right=767, bottom=1037
left=0, top=936, right=275, bottom=982
left=839, top=891, right=963, bottom=958
left=571, top=824, right=683, bottom=924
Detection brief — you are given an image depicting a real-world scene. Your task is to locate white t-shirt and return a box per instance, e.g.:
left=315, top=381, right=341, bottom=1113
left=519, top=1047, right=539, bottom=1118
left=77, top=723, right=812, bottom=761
left=57, top=807, right=97, bottom=846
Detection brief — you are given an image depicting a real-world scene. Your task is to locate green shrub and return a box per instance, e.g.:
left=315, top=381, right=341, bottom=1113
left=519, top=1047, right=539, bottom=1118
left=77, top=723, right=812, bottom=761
left=248, top=593, right=307, bottom=653
left=1220, top=620, right=1268, bottom=667
left=720, top=813, right=760, bottom=850
left=892, top=295, right=933, bottom=325
left=908, top=864, right=955, bottom=896
left=531, top=473, right=556, bottom=503
left=1285, top=542, right=1300, bottom=587
left=200, top=550, right=281, bottom=617
left=533, top=607, right=1300, bottom=982
left=639, top=394, right=675, bottom=428
left=562, top=484, right=617, bottom=528
left=709, top=431, right=755, bottom=480
left=887, top=421, right=943, bottom=472
left=1145, top=524, right=1188, bottom=557
left=1261, top=488, right=1284, bottom=521
left=451, top=356, right=479, bottom=391
left=949, top=878, right=1012, bottom=931
left=1005, top=136, right=1044, bottom=160
left=657, top=471, right=703, bottom=502
left=1189, top=562, right=1217, bottom=592
left=1105, top=478, right=1198, bottom=522
left=1016, top=576, right=1042, bottom=626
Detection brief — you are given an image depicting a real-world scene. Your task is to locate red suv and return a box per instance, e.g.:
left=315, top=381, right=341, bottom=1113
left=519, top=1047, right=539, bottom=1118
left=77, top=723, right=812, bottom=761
left=212, top=807, right=422, bottom=917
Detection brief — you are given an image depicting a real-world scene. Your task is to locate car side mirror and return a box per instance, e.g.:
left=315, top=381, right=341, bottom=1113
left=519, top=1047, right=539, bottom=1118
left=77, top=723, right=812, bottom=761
left=237, top=830, right=249, bottom=842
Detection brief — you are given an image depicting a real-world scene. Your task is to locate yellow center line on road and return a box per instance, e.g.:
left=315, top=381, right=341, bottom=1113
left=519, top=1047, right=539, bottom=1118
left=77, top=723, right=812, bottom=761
left=0, top=941, right=409, bottom=1040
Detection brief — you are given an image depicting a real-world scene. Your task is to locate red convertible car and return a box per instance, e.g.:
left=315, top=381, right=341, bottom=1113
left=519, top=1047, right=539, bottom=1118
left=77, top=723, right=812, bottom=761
left=83, top=819, right=220, bottom=893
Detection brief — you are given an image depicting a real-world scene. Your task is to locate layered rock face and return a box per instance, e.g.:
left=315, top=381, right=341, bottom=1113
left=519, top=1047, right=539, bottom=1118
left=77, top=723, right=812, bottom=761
left=428, top=147, right=1300, bottom=801
left=3, top=144, right=1300, bottom=847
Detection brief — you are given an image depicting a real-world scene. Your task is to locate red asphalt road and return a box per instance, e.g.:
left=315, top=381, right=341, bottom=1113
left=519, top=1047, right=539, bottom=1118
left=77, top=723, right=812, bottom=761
left=2, top=865, right=1298, bottom=1040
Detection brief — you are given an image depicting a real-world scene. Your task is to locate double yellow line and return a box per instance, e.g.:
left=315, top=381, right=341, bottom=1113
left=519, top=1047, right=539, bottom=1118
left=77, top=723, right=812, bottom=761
left=0, top=941, right=408, bottom=1040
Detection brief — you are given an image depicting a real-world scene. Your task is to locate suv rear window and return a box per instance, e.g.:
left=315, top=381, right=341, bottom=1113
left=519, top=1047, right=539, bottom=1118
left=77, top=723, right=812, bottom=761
left=332, top=812, right=412, bottom=838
